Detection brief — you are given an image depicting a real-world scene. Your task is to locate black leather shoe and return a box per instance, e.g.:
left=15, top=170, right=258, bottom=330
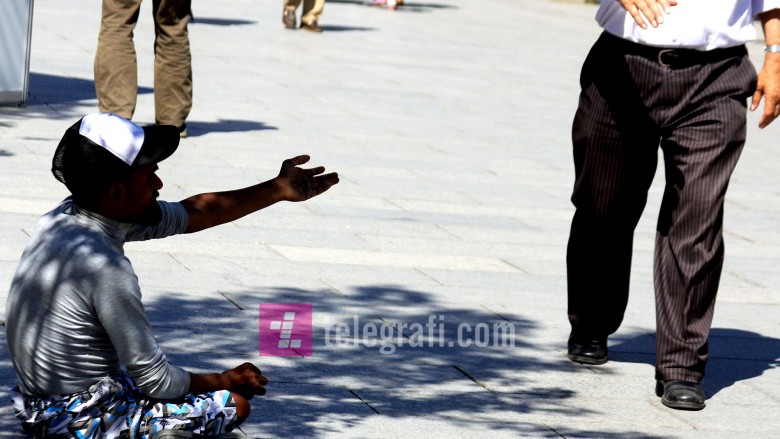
left=655, top=380, right=706, bottom=411
left=283, top=9, right=296, bottom=29
left=567, top=334, right=607, bottom=365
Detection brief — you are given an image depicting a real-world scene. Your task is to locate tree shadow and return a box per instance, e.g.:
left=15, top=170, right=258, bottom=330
left=0, top=149, right=13, bottom=157
left=608, top=328, right=780, bottom=397
left=184, top=119, right=278, bottom=137
left=0, top=220, right=670, bottom=439
left=140, top=285, right=670, bottom=438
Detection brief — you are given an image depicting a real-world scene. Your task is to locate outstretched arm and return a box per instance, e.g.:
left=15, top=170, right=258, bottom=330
left=752, top=9, right=780, bottom=128
left=181, top=155, right=339, bottom=233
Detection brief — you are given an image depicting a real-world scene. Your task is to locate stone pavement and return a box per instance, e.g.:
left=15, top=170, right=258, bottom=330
left=1, top=0, right=779, bottom=437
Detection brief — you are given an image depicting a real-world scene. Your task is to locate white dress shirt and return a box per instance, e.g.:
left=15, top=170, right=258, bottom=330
left=597, top=0, right=780, bottom=50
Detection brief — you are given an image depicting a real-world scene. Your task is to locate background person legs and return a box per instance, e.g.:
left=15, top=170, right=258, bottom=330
left=152, top=0, right=192, bottom=128
left=283, top=0, right=324, bottom=32
left=95, top=0, right=143, bottom=120
left=300, top=0, right=324, bottom=27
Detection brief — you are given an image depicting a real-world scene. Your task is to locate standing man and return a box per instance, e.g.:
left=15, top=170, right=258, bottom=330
left=566, top=0, right=780, bottom=411
left=5, top=113, right=339, bottom=437
left=95, top=0, right=193, bottom=137
left=283, top=0, right=325, bottom=33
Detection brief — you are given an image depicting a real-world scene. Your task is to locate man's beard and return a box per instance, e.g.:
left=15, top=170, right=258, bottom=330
left=137, top=201, right=163, bottom=226
left=134, top=192, right=162, bottom=226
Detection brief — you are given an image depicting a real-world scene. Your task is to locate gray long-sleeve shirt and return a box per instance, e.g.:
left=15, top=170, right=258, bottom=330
left=5, top=197, right=191, bottom=399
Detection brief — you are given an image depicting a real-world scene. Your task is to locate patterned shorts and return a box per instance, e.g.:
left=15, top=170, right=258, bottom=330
left=11, top=372, right=239, bottom=438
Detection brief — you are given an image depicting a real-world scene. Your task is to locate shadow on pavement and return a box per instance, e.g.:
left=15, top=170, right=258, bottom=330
left=328, top=0, right=457, bottom=11
left=706, top=328, right=780, bottom=396
left=26, top=73, right=152, bottom=105
left=191, top=17, right=256, bottom=26
left=0, top=94, right=276, bottom=136
left=184, top=119, right=278, bottom=137
left=138, top=285, right=669, bottom=438
left=608, top=328, right=780, bottom=397
left=318, top=24, right=376, bottom=32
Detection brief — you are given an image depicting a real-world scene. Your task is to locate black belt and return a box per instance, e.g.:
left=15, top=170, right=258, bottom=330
left=601, top=31, right=747, bottom=68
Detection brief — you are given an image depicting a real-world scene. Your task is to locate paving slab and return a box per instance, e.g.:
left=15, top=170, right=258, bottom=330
left=1, top=0, right=779, bottom=437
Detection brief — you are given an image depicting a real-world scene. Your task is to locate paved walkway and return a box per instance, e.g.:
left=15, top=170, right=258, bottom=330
left=1, top=0, right=779, bottom=437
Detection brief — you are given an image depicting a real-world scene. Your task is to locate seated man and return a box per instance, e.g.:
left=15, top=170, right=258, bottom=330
left=5, top=113, right=339, bottom=438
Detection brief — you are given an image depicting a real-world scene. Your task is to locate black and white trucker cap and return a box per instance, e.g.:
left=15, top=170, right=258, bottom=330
left=52, top=113, right=179, bottom=188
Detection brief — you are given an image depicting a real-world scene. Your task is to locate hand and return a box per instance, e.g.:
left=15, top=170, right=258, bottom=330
left=754, top=9, right=780, bottom=129
left=220, top=362, right=269, bottom=400
left=618, top=0, right=678, bottom=29
left=751, top=53, right=780, bottom=128
left=275, top=155, right=340, bottom=202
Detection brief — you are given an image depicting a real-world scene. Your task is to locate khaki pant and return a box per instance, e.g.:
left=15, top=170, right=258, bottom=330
left=284, top=0, right=325, bottom=26
left=95, top=0, right=192, bottom=127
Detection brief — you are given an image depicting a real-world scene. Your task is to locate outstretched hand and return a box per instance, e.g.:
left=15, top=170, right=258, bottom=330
left=618, top=0, right=678, bottom=29
left=275, top=155, right=340, bottom=202
left=181, top=155, right=339, bottom=233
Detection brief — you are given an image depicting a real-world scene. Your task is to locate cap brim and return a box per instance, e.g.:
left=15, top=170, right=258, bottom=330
left=134, top=124, right=180, bottom=167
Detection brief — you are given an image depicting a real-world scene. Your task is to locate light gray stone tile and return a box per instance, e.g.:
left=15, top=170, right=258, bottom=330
left=3, top=0, right=779, bottom=436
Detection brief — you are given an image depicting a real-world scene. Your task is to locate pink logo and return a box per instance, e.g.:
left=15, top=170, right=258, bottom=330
left=259, top=304, right=313, bottom=357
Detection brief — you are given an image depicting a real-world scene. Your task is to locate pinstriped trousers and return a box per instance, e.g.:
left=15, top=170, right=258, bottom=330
left=567, top=32, right=757, bottom=382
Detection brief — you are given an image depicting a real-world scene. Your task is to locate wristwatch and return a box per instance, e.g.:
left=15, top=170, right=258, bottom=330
left=764, top=45, right=780, bottom=53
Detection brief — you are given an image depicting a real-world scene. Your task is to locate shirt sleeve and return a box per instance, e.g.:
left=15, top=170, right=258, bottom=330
left=92, top=257, right=191, bottom=399
left=124, top=201, right=189, bottom=242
